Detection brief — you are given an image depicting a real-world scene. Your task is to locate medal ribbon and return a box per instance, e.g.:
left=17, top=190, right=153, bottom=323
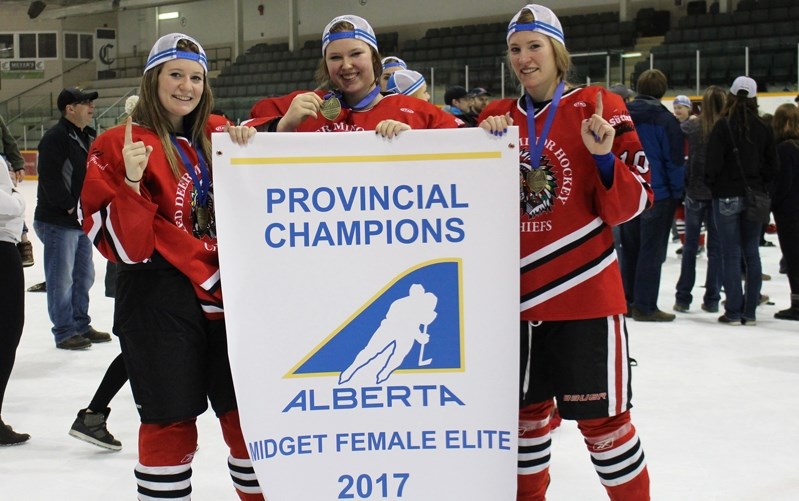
left=327, top=84, right=381, bottom=111
left=170, top=134, right=211, bottom=207
left=525, top=81, right=565, bottom=169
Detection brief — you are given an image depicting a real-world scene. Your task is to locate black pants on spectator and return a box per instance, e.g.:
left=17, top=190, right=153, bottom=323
left=0, top=242, right=24, bottom=414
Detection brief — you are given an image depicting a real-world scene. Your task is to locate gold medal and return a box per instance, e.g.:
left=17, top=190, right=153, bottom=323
left=320, top=96, right=342, bottom=121
left=526, top=169, right=547, bottom=194
left=196, top=205, right=209, bottom=233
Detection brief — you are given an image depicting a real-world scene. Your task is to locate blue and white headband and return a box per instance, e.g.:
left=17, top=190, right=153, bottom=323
left=381, top=57, right=407, bottom=71
left=144, top=33, right=208, bottom=74
left=507, top=4, right=565, bottom=48
left=387, top=70, right=425, bottom=96
left=322, top=15, right=379, bottom=55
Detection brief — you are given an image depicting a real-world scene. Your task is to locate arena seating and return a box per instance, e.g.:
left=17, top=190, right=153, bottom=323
left=210, top=3, right=799, bottom=122
left=631, top=1, right=799, bottom=90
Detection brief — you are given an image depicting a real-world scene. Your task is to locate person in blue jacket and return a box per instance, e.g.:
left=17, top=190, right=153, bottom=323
left=620, top=69, right=685, bottom=322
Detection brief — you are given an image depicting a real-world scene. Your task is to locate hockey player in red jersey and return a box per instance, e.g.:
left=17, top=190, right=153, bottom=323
left=245, top=15, right=463, bottom=135
left=80, top=33, right=262, bottom=500
left=478, top=4, right=653, bottom=500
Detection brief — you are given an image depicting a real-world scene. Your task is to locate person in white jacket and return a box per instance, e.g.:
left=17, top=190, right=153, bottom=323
left=0, top=156, right=29, bottom=445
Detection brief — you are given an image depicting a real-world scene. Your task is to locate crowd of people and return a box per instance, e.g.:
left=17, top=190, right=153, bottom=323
left=1, top=2, right=797, bottom=500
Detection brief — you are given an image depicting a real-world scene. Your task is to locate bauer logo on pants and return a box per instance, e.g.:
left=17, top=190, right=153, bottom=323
left=285, top=259, right=464, bottom=384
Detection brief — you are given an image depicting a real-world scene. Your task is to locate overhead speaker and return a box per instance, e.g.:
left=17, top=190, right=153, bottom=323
left=28, top=1, right=47, bottom=19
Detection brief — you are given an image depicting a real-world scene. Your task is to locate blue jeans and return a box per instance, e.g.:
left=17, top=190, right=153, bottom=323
left=33, top=220, right=95, bottom=343
left=675, top=197, right=721, bottom=308
left=620, top=198, right=678, bottom=314
left=712, top=197, right=762, bottom=321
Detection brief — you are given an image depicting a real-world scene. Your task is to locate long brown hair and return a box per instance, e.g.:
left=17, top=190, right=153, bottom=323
left=721, top=88, right=759, bottom=144
left=772, top=103, right=799, bottom=143
left=700, top=85, right=726, bottom=140
left=314, top=20, right=382, bottom=90
left=131, top=38, right=214, bottom=181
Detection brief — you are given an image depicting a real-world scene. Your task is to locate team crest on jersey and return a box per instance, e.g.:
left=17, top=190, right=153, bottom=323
left=519, top=149, right=558, bottom=218
left=285, top=259, right=464, bottom=385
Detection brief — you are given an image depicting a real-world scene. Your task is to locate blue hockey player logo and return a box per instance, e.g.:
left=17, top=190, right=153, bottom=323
left=339, top=283, right=438, bottom=384
left=285, top=259, right=464, bottom=382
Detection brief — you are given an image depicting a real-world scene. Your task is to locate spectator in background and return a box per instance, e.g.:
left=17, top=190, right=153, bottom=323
left=442, top=85, right=477, bottom=126
left=379, top=56, right=407, bottom=92
left=67, top=96, right=143, bottom=451
left=621, top=69, right=685, bottom=322
left=671, top=95, right=693, bottom=253
left=1, top=114, right=33, bottom=267
left=705, top=76, right=778, bottom=325
left=386, top=69, right=430, bottom=101
left=609, top=82, right=634, bottom=103
left=467, top=87, right=491, bottom=115
left=672, top=94, right=693, bottom=123
left=34, top=88, right=111, bottom=350
left=673, top=86, right=725, bottom=314
left=769, top=103, right=799, bottom=321
left=0, top=161, right=28, bottom=445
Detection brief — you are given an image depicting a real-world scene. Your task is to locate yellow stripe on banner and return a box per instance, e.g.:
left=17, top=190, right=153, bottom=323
left=231, top=151, right=502, bottom=165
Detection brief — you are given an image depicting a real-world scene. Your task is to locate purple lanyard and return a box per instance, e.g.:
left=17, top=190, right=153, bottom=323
left=525, top=81, right=565, bottom=169
left=328, top=85, right=381, bottom=111
left=170, top=134, right=211, bottom=207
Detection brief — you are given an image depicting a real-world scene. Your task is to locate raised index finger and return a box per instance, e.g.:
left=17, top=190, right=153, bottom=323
left=595, top=91, right=603, bottom=118
left=124, top=116, right=133, bottom=145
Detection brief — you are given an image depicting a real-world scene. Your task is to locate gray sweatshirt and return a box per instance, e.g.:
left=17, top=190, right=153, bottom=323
left=0, top=156, right=26, bottom=243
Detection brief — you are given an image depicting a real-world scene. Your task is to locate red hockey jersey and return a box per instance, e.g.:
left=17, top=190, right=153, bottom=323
left=479, top=86, right=653, bottom=321
left=80, top=115, right=230, bottom=318
left=245, top=91, right=464, bottom=131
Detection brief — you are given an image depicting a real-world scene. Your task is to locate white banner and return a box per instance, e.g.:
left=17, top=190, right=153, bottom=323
left=213, top=127, right=520, bottom=500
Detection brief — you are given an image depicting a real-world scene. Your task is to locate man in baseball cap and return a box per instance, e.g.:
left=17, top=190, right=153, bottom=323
left=442, top=85, right=476, bottom=126
left=467, top=87, right=492, bottom=114
left=56, top=87, right=99, bottom=112
left=35, top=85, right=108, bottom=351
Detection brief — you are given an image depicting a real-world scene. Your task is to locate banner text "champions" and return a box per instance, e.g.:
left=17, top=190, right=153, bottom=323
left=264, top=184, right=470, bottom=248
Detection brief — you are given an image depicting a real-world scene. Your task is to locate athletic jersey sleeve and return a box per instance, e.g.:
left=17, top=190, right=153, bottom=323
left=81, top=126, right=158, bottom=264
left=244, top=90, right=323, bottom=130
left=590, top=89, right=653, bottom=226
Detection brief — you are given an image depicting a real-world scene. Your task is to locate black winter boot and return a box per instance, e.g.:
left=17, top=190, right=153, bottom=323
left=68, top=408, right=122, bottom=451
left=775, top=295, right=799, bottom=321
left=0, top=417, right=30, bottom=446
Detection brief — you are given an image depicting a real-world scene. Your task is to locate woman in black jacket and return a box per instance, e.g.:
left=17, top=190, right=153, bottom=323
left=705, top=76, right=778, bottom=325
left=770, top=103, right=799, bottom=320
